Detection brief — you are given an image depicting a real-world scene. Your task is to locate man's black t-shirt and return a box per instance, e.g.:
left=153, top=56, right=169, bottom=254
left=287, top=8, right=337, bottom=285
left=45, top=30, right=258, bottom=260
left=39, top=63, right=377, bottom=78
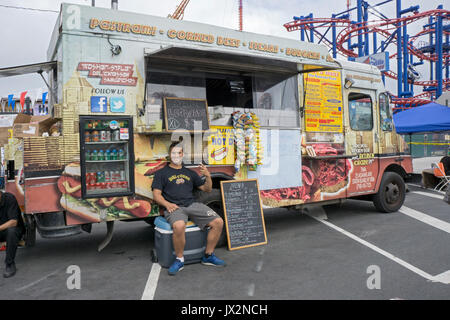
left=0, top=191, right=25, bottom=230
left=151, top=165, right=205, bottom=207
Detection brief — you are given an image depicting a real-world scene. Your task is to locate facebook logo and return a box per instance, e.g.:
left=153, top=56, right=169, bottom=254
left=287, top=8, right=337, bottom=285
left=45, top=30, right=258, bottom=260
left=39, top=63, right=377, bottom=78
left=91, top=96, right=107, bottom=113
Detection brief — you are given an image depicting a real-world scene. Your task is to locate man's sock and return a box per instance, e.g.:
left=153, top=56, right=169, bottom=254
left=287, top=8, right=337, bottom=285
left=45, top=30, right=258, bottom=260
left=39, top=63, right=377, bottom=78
left=204, top=252, right=212, bottom=258
left=176, top=256, right=184, bottom=263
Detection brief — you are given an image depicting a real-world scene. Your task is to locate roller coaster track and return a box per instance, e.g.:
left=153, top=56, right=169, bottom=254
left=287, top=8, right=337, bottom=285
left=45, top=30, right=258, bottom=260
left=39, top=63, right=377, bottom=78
left=284, top=9, right=450, bottom=106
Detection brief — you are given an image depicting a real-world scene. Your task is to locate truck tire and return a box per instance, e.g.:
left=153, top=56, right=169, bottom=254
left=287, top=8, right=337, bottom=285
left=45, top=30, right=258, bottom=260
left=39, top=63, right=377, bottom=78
left=195, top=189, right=227, bottom=248
left=23, top=214, right=36, bottom=247
left=373, top=172, right=406, bottom=213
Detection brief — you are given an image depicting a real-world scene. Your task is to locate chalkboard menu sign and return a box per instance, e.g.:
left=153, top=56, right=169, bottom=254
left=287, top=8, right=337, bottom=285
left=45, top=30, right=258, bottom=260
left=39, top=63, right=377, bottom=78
left=220, top=179, right=267, bottom=251
left=163, top=97, right=210, bottom=132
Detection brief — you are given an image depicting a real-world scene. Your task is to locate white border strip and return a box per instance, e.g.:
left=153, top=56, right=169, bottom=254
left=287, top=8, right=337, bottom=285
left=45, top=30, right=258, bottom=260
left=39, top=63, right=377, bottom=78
left=141, top=263, right=161, bottom=300
left=410, top=191, right=444, bottom=199
left=399, top=206, right=450, bottom=234
left=308, top=214, right=448, bottom=284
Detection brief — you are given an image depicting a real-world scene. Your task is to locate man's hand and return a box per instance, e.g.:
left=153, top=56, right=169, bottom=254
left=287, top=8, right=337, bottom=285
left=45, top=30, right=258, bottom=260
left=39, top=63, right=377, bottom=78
left=198, top=164, right=213, bottom=193
left=153, top=189, right=179, bottom=213
left=199, top=164, right=210, bottom=177
left=165, top=202, right=179, bottom=213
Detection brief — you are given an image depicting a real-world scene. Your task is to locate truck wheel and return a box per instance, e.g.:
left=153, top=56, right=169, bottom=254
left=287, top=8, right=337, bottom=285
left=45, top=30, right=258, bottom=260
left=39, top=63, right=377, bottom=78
left=195, top=189, right=227, bottom=248
left=23, top=214, right=36, bottom=247
left=373, top=172, right=406, bottom=213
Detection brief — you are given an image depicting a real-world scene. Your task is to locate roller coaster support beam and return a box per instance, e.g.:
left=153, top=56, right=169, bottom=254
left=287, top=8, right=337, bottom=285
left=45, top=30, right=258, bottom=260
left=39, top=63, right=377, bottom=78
left=397, top=0, right=403, bottom=97
left=357, top=0, right=364, bottom=57
left=436, top=4, right=443, bottom=98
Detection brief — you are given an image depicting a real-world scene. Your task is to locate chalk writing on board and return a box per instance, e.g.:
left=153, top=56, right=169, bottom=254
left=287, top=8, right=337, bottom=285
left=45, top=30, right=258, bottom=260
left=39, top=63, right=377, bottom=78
left=163, top=98, right=210, bottom=132
left=220, top=179, right=267, bottom=251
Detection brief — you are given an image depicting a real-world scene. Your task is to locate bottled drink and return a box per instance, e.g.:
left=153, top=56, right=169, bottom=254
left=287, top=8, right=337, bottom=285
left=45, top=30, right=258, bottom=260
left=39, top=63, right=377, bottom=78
left=106, top=150, right=111, bottom=160
left=118, top=149, right=125, bottom=160
left=92, top=150, right=98, bottom=161
left=98, top=150, right=104, bottom=161
left=105, top=171, right=110, bottom=183
left=97, top=171, right=105, bottom=183
left=85, top=151, right=90, bottom=161
left=112, top=149, right=118, bottom=160
left=112, top=130, right=120, bottom=141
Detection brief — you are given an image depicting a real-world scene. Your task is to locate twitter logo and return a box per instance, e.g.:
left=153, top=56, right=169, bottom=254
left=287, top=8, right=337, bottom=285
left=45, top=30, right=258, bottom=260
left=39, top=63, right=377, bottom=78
left=110, top=97, right=126, bottom=113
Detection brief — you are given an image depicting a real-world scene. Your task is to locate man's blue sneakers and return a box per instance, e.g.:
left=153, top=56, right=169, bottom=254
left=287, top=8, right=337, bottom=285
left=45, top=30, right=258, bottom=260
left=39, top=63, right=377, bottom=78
left=168, top=259, right=184, bottom=276
left=201, top=253, right=226, bottom=267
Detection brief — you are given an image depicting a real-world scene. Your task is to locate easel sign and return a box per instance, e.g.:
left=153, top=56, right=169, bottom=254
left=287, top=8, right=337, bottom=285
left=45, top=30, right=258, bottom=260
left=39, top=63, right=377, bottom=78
left=163, top=97, right=210, bottom=132
left=220, top=179, right=267, bottom=251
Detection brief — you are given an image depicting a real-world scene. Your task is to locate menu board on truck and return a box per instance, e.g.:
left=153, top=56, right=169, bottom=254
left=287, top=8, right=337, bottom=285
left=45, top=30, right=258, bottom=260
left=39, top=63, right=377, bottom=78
left=304, top=70, right=344, bottom=133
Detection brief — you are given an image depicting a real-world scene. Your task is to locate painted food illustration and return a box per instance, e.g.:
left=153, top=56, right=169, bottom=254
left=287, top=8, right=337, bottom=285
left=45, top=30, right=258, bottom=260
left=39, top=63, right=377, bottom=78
left=260, top=143, right=352, bottom=206
left=210, top=147, right=228, bottom=161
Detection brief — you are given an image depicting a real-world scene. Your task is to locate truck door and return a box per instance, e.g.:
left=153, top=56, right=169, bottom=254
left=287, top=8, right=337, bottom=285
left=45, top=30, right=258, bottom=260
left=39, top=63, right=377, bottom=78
left=377, top=92, right=397, bottom=155
left=346, top=89, right=380, bottom=195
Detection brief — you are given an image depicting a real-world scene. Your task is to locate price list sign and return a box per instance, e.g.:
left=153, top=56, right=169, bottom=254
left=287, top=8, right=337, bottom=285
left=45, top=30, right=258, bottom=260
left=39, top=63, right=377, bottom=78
left=220, top=179, right=267, bottom=251
left=304, top=70, right=344, bottom=133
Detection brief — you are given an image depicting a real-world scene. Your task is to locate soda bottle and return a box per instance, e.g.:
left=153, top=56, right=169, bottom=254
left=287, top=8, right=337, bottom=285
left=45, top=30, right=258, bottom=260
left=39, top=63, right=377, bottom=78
left=92, top=150, right=98, bottom=161
left=97, top=171, right=105, bottom=183
left=98, top=150, right=104, bottom=161
left=112, top=149, right=118, bottom=160
left=106, top=150, right=111, bottom=160
left=118, top=149, right=125, bottom=160
left=85, top=151, right=90, bottom=161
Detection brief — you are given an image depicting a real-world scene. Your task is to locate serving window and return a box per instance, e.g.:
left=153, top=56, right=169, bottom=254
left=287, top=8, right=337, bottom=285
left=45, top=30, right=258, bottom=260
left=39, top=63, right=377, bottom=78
left=146, top=55, right=299, bottom=128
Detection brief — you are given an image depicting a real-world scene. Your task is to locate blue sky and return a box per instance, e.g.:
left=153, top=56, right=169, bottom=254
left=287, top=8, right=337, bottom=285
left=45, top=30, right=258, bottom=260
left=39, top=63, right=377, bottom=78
left=0, top=0, right=447, bottom=97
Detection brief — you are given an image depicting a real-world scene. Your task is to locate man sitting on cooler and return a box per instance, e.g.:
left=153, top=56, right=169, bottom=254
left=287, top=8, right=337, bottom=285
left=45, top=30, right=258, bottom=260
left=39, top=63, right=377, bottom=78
left=152, top=141, right=226, bottom=276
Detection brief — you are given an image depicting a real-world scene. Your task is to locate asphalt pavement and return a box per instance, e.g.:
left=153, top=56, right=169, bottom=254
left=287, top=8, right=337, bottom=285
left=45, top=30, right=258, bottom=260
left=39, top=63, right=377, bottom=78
left=0, top=184, right=449, bottom=300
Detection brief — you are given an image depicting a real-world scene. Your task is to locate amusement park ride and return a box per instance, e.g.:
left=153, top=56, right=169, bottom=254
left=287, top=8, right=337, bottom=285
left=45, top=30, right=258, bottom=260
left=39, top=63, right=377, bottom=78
left=283, top=0, right=450, bottom=111
left=169, top=0, right=244, bottom=31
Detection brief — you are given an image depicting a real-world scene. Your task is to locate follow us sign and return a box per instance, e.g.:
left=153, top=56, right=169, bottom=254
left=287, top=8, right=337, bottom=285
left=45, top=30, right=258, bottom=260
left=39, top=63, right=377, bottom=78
left=90, top=96, right=126, bottom=113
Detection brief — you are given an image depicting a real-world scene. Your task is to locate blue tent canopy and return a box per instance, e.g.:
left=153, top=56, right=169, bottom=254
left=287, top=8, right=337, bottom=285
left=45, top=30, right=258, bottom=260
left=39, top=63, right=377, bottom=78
left=393, top=102, right=450, bottom=134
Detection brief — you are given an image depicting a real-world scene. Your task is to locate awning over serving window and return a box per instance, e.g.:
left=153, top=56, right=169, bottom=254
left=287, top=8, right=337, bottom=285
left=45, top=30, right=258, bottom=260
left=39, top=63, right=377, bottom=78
left=145, top=46, right=340, bottom=75
left=0, top=61, right=56, bottom=78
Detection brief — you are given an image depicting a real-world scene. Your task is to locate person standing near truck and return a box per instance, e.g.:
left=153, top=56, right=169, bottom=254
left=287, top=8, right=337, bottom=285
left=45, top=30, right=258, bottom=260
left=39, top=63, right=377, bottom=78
left=0, top=191, right=25, bottom=278
left=152, top=141, right=226, bottom=275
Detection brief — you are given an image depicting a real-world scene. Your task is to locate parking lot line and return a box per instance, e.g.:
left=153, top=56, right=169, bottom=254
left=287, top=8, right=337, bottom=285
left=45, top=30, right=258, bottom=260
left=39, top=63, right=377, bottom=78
left=307, top=214, right=450, bottom=284
left=410, top=191, right=444, bottom=200
left=141, top=263, right=161, bottom=300
left=399, top=206, right=450, bottom=234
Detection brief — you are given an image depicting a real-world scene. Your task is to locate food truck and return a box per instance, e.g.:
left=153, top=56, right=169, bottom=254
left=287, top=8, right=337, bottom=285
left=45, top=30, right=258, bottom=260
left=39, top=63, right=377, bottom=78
left=0, top=3, right=412, bottom=249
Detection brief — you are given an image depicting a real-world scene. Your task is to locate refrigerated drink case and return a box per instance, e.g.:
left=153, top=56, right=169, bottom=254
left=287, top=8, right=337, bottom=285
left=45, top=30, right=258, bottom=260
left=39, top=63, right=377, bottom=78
left=79, top=116, right=135, bottom=198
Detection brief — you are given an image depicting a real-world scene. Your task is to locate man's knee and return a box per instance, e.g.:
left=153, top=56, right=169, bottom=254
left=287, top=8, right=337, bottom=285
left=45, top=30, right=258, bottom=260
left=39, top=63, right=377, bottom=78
left=209, top=217, right=223, bottom=229
left=172, top=221, right=186, bottom=235
left=5, top=226, right=22, bottom=243
left=6, top=226, right=20, bottom=236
